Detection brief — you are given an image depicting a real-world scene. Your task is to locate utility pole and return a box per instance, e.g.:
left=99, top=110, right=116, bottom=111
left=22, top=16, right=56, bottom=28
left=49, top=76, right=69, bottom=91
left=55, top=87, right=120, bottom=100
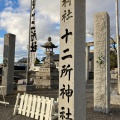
left=115, top=0, right=120, bottom=94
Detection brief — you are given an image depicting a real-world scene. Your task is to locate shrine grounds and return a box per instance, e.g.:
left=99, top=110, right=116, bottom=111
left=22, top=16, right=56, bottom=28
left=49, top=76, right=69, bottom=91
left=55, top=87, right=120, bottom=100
left=0, top=82, right=120, bottom=120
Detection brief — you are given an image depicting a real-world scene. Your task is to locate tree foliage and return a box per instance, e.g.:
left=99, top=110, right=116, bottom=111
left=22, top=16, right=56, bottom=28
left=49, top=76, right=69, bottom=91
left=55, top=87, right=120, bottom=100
left=86, top=28, right=118, bottom=70
left=34, top=58, right=40, bottom=65
left=110, top=51, right=117, bottom=70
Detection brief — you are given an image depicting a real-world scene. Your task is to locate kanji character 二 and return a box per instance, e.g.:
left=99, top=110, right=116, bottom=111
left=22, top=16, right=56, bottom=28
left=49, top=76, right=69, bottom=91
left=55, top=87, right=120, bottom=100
left=61, top=48, right=72, bottom=60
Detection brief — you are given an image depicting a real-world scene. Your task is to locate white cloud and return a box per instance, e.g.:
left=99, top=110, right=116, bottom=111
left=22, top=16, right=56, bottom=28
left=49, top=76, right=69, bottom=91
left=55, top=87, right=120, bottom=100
left=0, top=44, right=3, bottom=56
left=0, top=0, right=60, bottom=63
left=0, top=37, right=3, bottom=41
left=19, top=0, right=60, bottom=22
left=86, top=0, right=120, bottom=37
left=0, top=0, right=120, bottom=63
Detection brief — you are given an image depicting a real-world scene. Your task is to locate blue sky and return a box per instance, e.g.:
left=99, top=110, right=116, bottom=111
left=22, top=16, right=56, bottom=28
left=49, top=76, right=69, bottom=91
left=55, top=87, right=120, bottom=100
left=0, top=0, right=120, bottom=63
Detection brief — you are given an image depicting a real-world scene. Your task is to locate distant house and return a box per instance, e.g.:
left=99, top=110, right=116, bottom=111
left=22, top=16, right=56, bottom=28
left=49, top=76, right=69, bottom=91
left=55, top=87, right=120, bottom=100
left=41, top=53, right=94, bottom=73
left=52, top=54, right=59, bottom=68
left=15, top=58, right=27, bottom=66
left=18, top=57, right=27, bottom=63
left=16, top=57, right=41, bottom=71
left=15, top=57, right=40, bottom=66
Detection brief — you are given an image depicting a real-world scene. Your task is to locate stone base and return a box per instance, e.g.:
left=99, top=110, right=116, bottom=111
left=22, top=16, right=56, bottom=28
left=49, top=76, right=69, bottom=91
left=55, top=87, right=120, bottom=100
left=110, top=83, right=117, bottom=94
left=111, top=94, right=120, bottom=105
left=94, top=107, right=109, bottom=114
left=17, top=85, right=35, bottom=92
left=35, top=85, right=51, bottom=89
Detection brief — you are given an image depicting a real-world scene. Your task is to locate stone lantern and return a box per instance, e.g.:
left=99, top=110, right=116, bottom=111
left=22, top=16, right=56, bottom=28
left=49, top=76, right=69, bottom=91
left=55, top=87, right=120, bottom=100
left=34, top=37, right=59, bottom=89
left=41, top=37, right=58, bottom=68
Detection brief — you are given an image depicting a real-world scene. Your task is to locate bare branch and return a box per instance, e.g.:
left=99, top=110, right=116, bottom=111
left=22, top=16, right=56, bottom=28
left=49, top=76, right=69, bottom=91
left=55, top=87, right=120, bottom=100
left=86, top=28, right=94, bottom=37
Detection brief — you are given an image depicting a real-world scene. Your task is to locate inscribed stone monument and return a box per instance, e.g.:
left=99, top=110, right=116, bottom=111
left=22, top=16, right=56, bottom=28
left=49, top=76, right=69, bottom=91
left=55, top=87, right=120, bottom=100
left=2, top=33, right=16, bottom=95
left=59, top=0, right=86, bottom=120
left=94, top=12, right=110, bottom=114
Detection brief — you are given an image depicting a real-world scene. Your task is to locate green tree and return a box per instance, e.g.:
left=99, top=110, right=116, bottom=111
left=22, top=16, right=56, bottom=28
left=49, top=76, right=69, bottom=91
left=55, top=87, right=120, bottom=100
left=34, top=58, right=40, bottom=65
left=86, top=28, right=118, bottom=70
left=110, top=51, right=117, bottom=70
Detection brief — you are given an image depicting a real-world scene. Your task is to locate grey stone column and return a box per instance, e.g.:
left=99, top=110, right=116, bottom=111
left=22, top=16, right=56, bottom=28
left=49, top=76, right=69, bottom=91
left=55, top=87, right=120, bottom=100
left=94, top=12, right=110, bottom=114
left=59, top=0, right=86, bottom=120
left=86, top=46, right=90, bottom=82
left=2, top=33, right=16, bottom=95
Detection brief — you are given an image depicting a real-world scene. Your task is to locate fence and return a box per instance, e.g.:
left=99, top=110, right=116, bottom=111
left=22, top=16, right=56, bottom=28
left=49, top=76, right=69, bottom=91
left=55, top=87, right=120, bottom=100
left=13, top=93, right=58, bottom=120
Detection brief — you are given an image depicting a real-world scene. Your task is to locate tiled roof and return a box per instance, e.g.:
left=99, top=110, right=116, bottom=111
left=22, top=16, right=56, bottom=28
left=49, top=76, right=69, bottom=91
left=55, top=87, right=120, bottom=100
left=42, top=54, right=59, bottom=61
left=18, top=58, right=27, bottom=63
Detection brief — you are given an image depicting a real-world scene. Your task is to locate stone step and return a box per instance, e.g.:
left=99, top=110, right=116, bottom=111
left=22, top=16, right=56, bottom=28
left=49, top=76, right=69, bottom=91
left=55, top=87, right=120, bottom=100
left=86, top=84, right=93, bottom=89
left=87, top=80, right=93, bottom=84
left=110, top=94, right=120, bottom=105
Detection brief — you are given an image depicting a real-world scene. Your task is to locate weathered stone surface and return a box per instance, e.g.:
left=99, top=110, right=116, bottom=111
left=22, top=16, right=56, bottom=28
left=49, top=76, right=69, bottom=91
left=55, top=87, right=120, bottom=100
left=17, top=85, right=35, bottom=91
left=2, top=33, right=16, bottom=95
left=59, top=0, right=86, bottom=120
left=94, top=12, right=110, bottom=113
left=34, top=67, right=59, bottom=88
left=110, top=94, right=120, bottom=105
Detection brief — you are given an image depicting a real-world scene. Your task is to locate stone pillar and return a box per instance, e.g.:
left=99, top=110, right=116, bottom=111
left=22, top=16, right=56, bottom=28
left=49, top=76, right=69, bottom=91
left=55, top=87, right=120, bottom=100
left=86, top=46, right=90, bottom=82
left=59, top=0, right=86, bottom=120
left=2, top=33, right=16, bottom=95
left=94, top=12, right=110, bottom=114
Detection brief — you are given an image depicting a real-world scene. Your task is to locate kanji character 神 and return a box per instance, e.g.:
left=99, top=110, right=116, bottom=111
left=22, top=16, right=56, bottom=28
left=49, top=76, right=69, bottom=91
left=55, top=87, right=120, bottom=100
left=60, top=84, right=73, bottom=103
